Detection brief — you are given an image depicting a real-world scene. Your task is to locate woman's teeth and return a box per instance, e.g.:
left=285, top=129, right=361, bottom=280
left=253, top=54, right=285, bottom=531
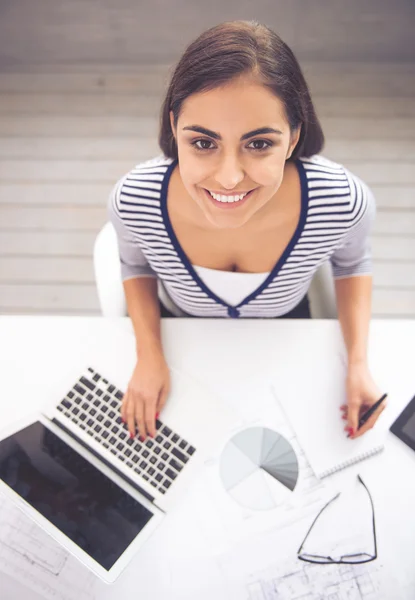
left=208, top=190, right=249, bottom=203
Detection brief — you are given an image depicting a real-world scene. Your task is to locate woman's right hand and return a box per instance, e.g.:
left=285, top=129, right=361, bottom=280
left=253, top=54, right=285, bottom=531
left=120, top=351, right=171, bottom=440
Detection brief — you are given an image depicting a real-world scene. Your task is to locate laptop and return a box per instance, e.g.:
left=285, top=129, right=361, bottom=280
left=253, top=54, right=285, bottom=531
left=0, top=358, right=234, bottom=584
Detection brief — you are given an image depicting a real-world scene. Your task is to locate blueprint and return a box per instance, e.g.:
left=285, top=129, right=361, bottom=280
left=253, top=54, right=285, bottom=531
left=0, top=493, right=106, bottom=600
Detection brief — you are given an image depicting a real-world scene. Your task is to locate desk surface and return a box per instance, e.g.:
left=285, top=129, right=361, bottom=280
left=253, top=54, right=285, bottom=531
left=0, top=316, right=414, bottom=599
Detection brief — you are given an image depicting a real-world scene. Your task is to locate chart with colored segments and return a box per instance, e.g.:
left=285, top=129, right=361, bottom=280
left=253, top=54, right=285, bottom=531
left=219, top=427, right=299, bottom=511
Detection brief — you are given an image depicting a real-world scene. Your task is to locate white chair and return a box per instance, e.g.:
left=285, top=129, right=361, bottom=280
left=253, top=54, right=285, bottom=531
left=93, top=222, right=338, bottom=319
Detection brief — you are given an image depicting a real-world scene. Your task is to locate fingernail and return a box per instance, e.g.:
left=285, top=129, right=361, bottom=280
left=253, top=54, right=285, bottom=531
left=129, top=432, right=134, bottom=439
left=140, top=436, right=145, bottom=442
left=156, top=412, right=160, bottom=419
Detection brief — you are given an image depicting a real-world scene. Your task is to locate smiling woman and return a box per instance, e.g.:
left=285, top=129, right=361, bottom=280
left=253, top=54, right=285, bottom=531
left=107, top=19, right=382, bottom=445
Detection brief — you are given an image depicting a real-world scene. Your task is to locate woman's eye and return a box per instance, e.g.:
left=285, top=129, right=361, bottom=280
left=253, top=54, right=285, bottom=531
left=191, top=139, right=274, bottom=152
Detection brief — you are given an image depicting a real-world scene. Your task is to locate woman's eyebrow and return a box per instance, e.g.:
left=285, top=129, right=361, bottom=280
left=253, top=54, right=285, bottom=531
left=182, top=125, right=283, bottom=140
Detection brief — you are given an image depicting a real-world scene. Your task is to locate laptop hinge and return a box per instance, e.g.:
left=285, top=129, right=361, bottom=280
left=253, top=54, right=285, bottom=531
left=51, top=417, right=163, bottom=510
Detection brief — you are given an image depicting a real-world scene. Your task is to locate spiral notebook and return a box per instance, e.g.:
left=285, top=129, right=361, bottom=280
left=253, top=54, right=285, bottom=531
left=273, top=353, right=385, bottom=479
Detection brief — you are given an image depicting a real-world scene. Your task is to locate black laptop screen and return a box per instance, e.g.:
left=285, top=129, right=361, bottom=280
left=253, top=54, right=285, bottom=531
left=0, top=421, right=154, bottom=570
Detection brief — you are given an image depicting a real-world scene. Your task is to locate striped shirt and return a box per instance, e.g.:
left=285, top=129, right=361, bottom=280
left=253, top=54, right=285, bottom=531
left=108, top=153, right=376, bottom=318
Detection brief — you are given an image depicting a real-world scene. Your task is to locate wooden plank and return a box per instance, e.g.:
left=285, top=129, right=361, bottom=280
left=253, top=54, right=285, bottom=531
left=0, top=65, right=414, bottom=96
left=0, top=137, right=160, bottom=160
left=1, top=158, right=415, bottom=185
left=373, top=261, right=415, bottom=288
left=0, top=206, right=106, bottom=230
left=0, top=115, right=413, bottom=138
left=1, top=257, right=94, bottom=283
left=0, top=231, right=97, bottom=256
left=1, top=137, right=414, bottom=163
left=372, top=288, right=415, bottom=316
left=0, top=160, right=136, bottom=182
left=0, top=284, right=99, bottom=311
left=0, top=183, right=114, bottom=205
left=371, top=236, right=415, bottom=261
left=1, top=93, right=414, bottom=118
left=0, top=116, right=158, bottom=136
left=373, top=210, right=415, bottom=236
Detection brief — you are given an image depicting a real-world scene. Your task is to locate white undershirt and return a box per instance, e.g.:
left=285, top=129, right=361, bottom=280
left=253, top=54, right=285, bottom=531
left=159, top=265, right=270, bottom=316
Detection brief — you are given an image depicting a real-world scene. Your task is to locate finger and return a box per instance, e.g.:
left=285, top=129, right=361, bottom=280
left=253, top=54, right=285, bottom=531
left=126, top=392, right=139, bottom=438
left=133, top=393, right=146, bottom=440
left=340, top=404, right=347, bottom=411
left=352, top=402, right=387, bottom=439
left=121, top=391, right=129, bottom=423
left=144, top=395, right=158, bottom=438
left=157, top=384, right=170, bottom=416
left=347, top=398, right=360, bottom=437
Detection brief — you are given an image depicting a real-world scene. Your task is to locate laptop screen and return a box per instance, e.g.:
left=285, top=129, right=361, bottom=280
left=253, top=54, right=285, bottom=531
left=0, top=421, right=154, bottom=570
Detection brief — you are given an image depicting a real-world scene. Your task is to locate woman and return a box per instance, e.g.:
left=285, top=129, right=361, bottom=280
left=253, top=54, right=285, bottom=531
left=108, top=20, right=385, bottom=444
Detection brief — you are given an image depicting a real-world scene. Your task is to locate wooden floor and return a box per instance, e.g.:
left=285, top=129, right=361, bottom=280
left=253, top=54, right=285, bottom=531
left=0, top=62, right=414, bottom=317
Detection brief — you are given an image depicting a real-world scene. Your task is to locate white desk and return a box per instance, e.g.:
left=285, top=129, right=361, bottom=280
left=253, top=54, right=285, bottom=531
left=0, top=316, right=414, bottom=599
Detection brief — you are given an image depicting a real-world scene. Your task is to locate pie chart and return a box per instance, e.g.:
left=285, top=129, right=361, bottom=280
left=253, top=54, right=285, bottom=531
left=219, top=427, right=299, bottom=511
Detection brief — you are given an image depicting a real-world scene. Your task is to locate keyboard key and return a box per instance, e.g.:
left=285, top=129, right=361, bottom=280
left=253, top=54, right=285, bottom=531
left=92, top=373, right=100, bottom=382
left=97, top=414, right=104, bottom=422
left=116, top=442, right=124, bottom=451
left=161, top=452, right=169, bottom=461
left=90, top=409, right=97, bottom=417
left=179, top=440, right=187, bottom=450
left=104, top=394, right=111, bottom=402
left=145, top=440, right=153, bottom=448
left=94, top=425, right=102, bottom=433
left=163, top=480, right=172, bottom=489
left=102, top=430, right=109, bottom=439
left=119, top=455, right=125, bottom=462
left=119, top=431, right=127, bottom=440
left=62, top=399, right=71, bottom=409
left=87, top=430, right=93, bottom=436
left=155, top=419, right=162, bottom=430
left=111, top=425, right=119, bottom=434
left=115, top=416, right=122, bottom=424
left=103, top=378, right=108, bottom=384
left=74, top=384, right=86, bottom=396
left=86, top=393, right=93, bottom=401
left=142, top=450, right=149, bottom=458
left=155, top=435, right=163, bottom=444
left=132, top=455, right=139, bottom=463
left=96, top=389, right=103, bottom=397
left=80, top=376, right=95, bottom=391
left=109, top=436, right=116, bottom=445
left=125, top=449, right=132, bottom=457
left=149, top=456, right=157, bottom=464
left=126, top=438, right=134, bottom=446
left=187, top=446, right=195, bottom=456
left=104, top=419, right=111, bottom=427
left=101, top=404, right=108, bottom=412
left=111, top=400, right=118, bottom=409
left=165, top=468, right=177, bottom=480
left=93, top=399, right=100, bottom=407
left=87, top=419, right=94, bottom=427
left=161, top=426, right=172, bottom=437
left=148, top=467, right=155, bottom=476
left=154, top=446, right=161, bottom=455
left=150, top=481, right=157, bottom=487
left=140, top=460, right=147, bottom=469
left=67, top=391, right=74, bottom=399
left=169, top=458, right=183, bottom=472
left=108, top=385, right=115, bottom=393
left=172, top=447, right=188, bottom=464
left=155, top=473, right=163, bottom=482
left=109, top=411, right=116, bottom=419
left=79, top=414, right=86, bottom=421
left=73, top=407, right=79, bottom=415
left=110, top=448, right=117, bottom=455
left=171, top=434, right=180, bottom=443
left=82, top=402, right=89, bottom=410
left=158, top=462, right=165, bottom=471
left=163, top=441, right=171, bottom=450
left=74, top=397, right=82, bottom=405
left=115, top=390, right=123, bottom=400
left=143, top=474, right=149, bottom=481
left=57, top=405, right=64, bottom=412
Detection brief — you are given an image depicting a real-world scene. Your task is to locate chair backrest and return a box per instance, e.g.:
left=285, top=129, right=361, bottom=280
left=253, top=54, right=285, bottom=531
left=93, top=222, right=338, bottom=319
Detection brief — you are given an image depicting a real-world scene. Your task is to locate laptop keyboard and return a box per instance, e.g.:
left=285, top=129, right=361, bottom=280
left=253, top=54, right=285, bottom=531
left=56, top=367, right=196, bottom=495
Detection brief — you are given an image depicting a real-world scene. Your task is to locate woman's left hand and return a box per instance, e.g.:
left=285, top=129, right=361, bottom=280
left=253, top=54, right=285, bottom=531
left=340, top=362, right=386, bottom=439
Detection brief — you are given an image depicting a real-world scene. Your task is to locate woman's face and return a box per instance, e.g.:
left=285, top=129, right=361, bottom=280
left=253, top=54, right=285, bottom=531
left=170, top=76, right=301, bottom=230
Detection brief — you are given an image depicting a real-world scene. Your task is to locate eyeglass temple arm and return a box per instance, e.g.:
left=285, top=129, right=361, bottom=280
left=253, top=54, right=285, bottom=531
left=297, top=492, right=341, bottom=554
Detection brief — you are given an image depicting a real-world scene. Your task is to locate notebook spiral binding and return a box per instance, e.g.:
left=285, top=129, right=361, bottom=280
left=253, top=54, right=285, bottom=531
left=319, top=445, right=385, bottom=479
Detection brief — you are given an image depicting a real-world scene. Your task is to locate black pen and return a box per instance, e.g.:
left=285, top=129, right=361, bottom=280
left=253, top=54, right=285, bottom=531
left=358, top=393, right=388, bottom=430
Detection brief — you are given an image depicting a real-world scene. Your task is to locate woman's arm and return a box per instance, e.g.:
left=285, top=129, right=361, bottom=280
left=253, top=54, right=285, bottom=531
left=330, top=172, right=385, bottom=439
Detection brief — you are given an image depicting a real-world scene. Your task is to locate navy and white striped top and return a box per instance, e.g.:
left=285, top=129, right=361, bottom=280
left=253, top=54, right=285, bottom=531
left=108, top=153, right=376, bottom=318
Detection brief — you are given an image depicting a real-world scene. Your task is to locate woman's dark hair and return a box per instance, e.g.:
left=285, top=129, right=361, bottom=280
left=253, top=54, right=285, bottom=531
left=158, top=19, right=324, bottom=161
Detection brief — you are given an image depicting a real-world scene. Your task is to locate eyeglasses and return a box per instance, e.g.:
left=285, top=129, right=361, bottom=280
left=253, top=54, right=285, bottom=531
left=297, top=474, right=377, bottom=565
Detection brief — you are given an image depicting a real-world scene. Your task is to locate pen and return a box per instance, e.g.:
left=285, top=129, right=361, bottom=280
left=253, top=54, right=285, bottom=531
left=357, top=393, right=388, bottom=430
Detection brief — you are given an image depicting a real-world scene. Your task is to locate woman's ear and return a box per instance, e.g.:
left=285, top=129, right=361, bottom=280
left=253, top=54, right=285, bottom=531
left=169, top=110, right=176, bottom=140
left=287, top=125, right=301, bottom=159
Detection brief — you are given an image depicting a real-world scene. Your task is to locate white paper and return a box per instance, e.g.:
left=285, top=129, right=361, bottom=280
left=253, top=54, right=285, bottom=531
left=274, top=350, right=386, bottom=478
